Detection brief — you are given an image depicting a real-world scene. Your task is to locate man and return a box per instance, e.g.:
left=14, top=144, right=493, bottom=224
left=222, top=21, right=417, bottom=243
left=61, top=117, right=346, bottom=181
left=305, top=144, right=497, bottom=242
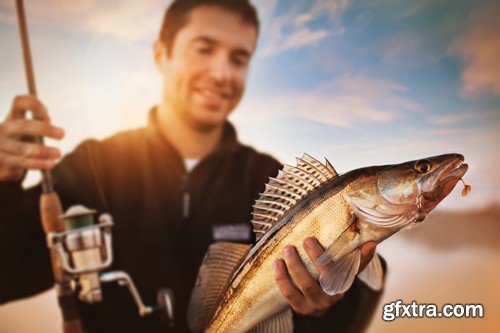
left=0, top=1, right=383, bottom=332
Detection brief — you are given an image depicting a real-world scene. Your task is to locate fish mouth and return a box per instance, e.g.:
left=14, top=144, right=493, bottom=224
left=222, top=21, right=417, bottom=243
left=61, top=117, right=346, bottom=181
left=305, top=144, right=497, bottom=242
left=421, top=155, right=468, bottom=212
left=437, top=154, right=468, bottom=181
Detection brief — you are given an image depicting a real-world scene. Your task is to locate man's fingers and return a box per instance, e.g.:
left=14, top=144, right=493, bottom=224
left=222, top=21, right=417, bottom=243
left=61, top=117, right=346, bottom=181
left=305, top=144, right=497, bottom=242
left=303, top=237, right=377, bottom=279
left=0, top=166, right=25, bottom=181
left=0, top=153, right=57, bottom=171
left=0, top=137, right=61, bottom=159
left=20, top=156, right=57, bottom=170
left=303, top=237, right=328, bottom=274
left=282, top=246, right=324, bottom=299
left=0, top=96, right=61, bottom=181
left=273, top=259, right=306, bottom=311
left=275, top=242, right=349, bottom=316
left=2, top=119, right=64, bottom=139
left=358, top=241, right=377, bottom=273
left=24, top=143, right=61, bottom=159
left=9, top=95, right=50, bottom=122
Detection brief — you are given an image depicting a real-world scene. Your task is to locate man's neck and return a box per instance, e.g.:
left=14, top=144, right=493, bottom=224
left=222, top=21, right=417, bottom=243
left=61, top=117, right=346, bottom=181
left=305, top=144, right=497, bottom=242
left=157, top=104, right=223, bottom=160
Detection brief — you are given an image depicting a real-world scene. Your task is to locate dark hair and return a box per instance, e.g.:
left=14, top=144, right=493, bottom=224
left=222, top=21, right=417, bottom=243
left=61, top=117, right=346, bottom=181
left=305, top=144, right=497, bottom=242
left=159, top=0, right=259, bottom=57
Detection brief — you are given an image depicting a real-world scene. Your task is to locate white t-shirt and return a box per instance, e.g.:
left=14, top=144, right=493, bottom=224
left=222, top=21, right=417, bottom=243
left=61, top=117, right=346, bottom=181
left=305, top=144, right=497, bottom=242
left=184, top=158, right=199, bottom=173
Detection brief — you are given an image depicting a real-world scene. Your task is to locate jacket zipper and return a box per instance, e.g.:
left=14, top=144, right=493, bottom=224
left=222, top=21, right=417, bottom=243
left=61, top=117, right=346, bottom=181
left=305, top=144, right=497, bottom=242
left=181, top=173, right=190, bottom=220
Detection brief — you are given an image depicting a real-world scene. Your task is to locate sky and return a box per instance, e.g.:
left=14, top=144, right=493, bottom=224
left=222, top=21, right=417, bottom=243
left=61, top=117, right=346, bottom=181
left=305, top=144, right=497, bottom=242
left=0, top=0, right=499, bottom=210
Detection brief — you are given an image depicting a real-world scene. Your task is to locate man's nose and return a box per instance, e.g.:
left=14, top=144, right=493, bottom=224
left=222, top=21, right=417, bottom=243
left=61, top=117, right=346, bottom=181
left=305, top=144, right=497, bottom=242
left=209, top=54, right=232, bottom=84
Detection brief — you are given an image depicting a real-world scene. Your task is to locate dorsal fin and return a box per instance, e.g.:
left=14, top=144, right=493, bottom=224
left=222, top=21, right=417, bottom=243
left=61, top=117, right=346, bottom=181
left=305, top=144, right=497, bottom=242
left=252, top=154, right=339, bottom=240
left=188, top=242, right=251, bottom=332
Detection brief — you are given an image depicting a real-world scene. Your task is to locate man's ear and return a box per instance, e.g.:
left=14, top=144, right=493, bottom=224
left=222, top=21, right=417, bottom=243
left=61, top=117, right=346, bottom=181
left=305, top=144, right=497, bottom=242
left=153, top=40, right=168, bottom=72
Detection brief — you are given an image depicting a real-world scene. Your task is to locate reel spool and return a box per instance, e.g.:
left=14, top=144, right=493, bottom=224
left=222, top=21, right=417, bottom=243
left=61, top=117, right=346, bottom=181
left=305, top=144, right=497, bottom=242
left=48, top=205, right=175, bottom=325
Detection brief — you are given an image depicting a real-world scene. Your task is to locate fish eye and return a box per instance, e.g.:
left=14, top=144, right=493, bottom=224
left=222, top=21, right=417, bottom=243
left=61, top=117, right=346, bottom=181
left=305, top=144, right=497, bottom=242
left=414, top=159, right=432, bottom=173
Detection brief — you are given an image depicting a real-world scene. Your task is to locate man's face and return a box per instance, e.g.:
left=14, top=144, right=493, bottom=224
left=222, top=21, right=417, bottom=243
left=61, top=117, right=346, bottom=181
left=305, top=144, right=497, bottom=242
left=156, top=5, right=257, bottom=131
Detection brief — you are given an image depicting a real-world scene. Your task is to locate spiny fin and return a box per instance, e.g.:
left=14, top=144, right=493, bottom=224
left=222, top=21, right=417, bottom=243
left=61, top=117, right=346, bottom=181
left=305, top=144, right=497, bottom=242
left=300, top=153, right=338, bottom=180
left=187, top=242, right=250, bottom=332
left=249, top=308, right=293, bottom=333
left=319, top=249, right=361, bottom=296
left=252, top=154, right=339, bottom=240
left=325, top=157, right=337, bottom=175
left=357, top=252, right=384, bottom=291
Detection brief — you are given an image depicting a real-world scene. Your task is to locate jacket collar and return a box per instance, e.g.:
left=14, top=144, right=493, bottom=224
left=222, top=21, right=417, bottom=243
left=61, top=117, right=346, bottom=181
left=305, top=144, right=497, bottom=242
left=146, top=106, right=241, bottom=163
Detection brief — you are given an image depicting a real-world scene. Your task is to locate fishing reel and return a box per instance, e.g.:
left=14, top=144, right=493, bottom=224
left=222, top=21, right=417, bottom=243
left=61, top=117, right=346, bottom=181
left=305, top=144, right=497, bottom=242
left=47, top=205, right=174, bottom=325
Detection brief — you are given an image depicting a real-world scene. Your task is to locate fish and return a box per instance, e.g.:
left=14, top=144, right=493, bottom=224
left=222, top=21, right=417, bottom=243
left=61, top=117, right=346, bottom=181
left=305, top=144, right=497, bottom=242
left=187, top=153, right=470, bottom=333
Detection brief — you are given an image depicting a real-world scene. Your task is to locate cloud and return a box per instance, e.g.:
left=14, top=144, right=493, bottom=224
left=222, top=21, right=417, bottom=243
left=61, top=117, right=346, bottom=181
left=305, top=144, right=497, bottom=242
left=293, top=77, right=409, bottom=127
left=315, top=132, right=470, bottom=176
left=427, top=109, right=499, bottom=126
left=428, top=113, right=475, bottom=126
left=257, top=0, right=349, bottom=57
left=397, top=1, right=431, bottom=19
left=3, top=0, right=347, bottom=52
left=0, top=0, right=166, bottom=43
left=81, top=1, right=167, bottom=43
left=449, top=2, right=500, bottom=97
left=237, top=75, right=416, bottom=128
left=0, top=3, right=16, bottom=24
left=310, top=0, right=349, bottom=21
left=380, top=31, right=439, bottom=66
left=253, top=0, right=279, bottom=31
left=279, top=28, right=330, bottom=51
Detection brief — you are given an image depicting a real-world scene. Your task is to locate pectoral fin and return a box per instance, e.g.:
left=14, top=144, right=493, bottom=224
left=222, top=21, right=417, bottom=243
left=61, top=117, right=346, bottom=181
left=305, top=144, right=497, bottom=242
left=249, top=307, right=293, bottom=333
left=319, top=249, right=361, bottom=296
left=357, top=252, right=384, bottom=291
left=316, top=222, right=358, bottom=266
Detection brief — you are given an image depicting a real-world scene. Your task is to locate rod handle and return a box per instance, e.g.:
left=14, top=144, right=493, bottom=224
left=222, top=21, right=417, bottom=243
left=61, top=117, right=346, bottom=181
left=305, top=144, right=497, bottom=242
left=63, top=319, right=85, bottom=333
left=40, top=192, right=64, bottom=233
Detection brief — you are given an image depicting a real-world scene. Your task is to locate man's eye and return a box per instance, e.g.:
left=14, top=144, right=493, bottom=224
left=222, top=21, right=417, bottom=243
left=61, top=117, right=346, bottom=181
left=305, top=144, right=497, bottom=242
left=232, top=56, right=247, bottom=67
left=196, top=47, right=212, bottom=54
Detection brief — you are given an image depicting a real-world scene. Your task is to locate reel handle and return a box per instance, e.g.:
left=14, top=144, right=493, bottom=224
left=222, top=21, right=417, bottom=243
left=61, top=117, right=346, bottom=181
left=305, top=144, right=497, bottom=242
left=157, top=288, right=175, bottom=328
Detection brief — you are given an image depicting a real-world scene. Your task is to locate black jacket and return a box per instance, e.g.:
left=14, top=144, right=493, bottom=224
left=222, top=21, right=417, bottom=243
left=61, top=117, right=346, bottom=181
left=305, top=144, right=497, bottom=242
left=0, top=108, right=383, bottom=332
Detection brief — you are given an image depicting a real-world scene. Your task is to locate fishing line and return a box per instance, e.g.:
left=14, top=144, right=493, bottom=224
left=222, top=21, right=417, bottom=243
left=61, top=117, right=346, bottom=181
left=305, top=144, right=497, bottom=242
left=52, top=0, right=110, bottom=212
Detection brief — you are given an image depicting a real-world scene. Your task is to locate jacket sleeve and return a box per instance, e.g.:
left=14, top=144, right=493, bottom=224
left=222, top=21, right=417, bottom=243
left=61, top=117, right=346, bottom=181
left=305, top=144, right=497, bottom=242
left=293, top=257, right=387, bottom=333
left=0, top=139, right=108, bottom=304
left=0, top=179, right=53, bottom=303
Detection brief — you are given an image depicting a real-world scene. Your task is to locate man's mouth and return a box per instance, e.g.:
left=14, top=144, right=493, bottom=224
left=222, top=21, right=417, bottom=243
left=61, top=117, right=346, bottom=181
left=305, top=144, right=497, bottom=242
left=195, top=87, right=231, bottom=106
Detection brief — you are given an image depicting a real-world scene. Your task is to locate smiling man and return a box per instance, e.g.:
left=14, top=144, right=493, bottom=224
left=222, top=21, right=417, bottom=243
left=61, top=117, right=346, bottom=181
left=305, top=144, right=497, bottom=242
left=153, top=2, right=256, bottom=160
left=0, top=1, right=383, bottom=332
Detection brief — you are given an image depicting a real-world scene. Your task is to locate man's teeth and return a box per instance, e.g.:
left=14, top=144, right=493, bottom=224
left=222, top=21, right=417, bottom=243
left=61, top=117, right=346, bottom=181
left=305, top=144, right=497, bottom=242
left=200, top=89, right=226, bottom=99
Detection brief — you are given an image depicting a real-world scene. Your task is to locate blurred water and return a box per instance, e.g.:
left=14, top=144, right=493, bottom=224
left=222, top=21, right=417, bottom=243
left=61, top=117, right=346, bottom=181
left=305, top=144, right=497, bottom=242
left=370, top=208, right=500, bottom=333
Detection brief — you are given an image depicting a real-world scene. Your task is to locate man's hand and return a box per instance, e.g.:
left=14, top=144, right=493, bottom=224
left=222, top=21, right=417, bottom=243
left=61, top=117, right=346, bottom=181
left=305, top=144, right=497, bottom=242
left=0, top=95, right=64, bottom=181
left=273, top=237, right=376, bottom=317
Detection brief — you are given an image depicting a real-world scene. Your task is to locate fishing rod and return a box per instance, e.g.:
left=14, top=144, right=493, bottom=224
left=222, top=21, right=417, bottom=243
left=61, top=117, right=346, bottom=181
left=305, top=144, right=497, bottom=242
left=14, top=0, right=174, bottom=331
left=16, top=0, right=84, bottom=332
